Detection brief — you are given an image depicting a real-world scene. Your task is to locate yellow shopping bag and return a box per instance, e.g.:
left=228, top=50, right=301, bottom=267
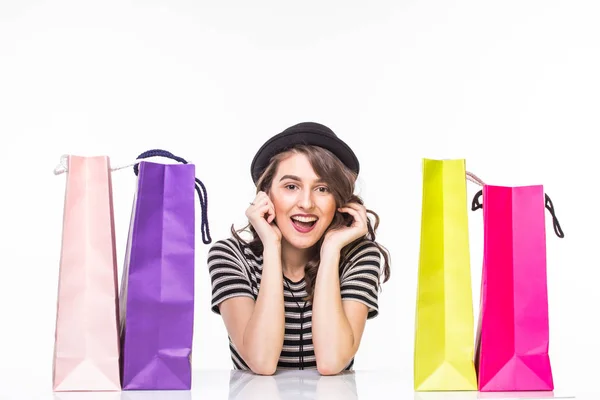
left=414, top=158, right=477, bottom=391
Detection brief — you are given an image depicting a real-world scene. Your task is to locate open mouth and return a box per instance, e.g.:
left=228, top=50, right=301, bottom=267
left=291, top=216, right=318, bottom=233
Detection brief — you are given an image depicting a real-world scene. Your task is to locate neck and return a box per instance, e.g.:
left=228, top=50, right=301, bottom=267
left=280, top=240, right=315, bottom=282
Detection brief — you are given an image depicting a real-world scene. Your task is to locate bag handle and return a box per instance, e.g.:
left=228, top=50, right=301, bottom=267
left=466, top=171, right=485, bottom=186
left=544, top=194, right=564, bottom=238
left=465, top=170, right=485, bottom=211
left=53, top=152, right=213, bottom=245
left=471, top=190, right=484, bottom=211
left=134, top=149, right=212, bottom=245
left=471, top=190, right=564, bottom=238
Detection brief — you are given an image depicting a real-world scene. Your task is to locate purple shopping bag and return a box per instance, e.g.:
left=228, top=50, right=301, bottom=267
left=119, top=150, right=211, bottom=390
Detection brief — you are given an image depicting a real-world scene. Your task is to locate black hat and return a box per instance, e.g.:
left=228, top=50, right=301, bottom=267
left=250, top=122, right=360, bottom=184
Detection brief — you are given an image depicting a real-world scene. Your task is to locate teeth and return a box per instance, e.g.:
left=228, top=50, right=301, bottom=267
left=292, top=216, right=317, bottom=223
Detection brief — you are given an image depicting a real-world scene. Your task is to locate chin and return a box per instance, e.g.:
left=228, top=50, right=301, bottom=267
left=283, top=235, right=320, bottom=250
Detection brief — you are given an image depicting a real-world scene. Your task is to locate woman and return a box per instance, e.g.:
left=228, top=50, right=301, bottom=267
left=208, top=122, right=391, bottom=375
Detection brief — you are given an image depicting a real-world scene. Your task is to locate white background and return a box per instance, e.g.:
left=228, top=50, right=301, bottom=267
left=1, top=0, right=598, bottom=397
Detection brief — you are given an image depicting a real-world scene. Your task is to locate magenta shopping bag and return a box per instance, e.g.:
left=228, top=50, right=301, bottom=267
left=472, top=185, right=564, bottom=392
left=119, top=150, right=211, bottom=390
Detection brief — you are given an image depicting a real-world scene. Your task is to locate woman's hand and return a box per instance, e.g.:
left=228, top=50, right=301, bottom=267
left=246, top=191, right=282, bottom=248
left=322, top=203, right=368, bottom=253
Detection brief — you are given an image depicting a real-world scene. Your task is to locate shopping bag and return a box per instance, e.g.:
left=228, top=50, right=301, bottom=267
left=120, top=149, right=211, bottom=390
left=471, top=184, right=564, bottom=391
left=414, top=159, right=478, bottom=391
left=52, top=155, right=121, bottom=392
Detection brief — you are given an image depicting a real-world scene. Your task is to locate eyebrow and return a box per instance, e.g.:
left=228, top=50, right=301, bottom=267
left=279, top=174, right=326, bottom=184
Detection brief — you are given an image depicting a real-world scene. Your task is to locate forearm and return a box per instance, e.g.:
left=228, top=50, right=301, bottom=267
left=312, top=248, right=355, bottom=374
left=243, top=245, right=285, bottom=373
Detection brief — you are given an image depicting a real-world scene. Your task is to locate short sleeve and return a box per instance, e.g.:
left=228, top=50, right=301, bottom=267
left=208, top=239, right=255, bottom=315
left=340, top=240, right=382, bottom=319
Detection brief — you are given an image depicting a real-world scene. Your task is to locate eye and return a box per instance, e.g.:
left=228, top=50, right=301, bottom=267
left=285, top=184, right=298, bottom=190
left=316, top=186, right=330, bottom=193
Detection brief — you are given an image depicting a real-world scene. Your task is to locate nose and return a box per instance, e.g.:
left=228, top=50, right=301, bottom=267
left=297, top=189, right=314, bottom=210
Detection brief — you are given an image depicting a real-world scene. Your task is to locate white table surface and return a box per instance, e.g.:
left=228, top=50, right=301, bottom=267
left=1, top=370, right=580, bottom=400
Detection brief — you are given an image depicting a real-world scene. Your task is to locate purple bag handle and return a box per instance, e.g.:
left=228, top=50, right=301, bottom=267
left=134, top=149, right=212, bottom=244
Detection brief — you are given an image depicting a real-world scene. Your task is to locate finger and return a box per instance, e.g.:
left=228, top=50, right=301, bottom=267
left=338, top=207, right=364, bottom=226
left=265, top=194, right=275, bottom=208
left=258, top=192, right=269, bottom=201
left=252, top=193, right=264, bottom=204
left=344, top=203, right=367, bottom=220
left=338, top=206, right=362, bottom=214
left=338, top=206, right=360, bottom=218
left=264, top=202, right=275, bottom=221
left=342, top=202, right=365, bottom=212
left=252, top=202, right=271, bottom=218
left=267, top=204, right=276, bottom=223
left=251, top=194, right=269, bottom=207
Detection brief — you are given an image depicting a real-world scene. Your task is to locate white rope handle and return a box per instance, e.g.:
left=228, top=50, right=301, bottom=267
left=53, top=155, right=69, bottom=175
left=53, top=155, right=190, bottom=175
left=466, top=171, right=485, bottom=186
left=110, top=160, right=143, bottom=172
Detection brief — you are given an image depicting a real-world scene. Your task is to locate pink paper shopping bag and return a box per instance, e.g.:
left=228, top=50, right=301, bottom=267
left=52, top=155, right=121, bottom=392
left=471, top=185, right=564, bottom=392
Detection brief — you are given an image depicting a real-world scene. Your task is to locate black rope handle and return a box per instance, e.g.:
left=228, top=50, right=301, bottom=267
left=471, top=189, right=564, bottom=238
left=545, top=194, right=564, bottom=238
left=134, top=149, right=212, bottom=244
left=472, top=189, right=483, bottom=211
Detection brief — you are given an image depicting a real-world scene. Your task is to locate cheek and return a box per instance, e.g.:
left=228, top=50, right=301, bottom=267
left=270, top=193, right=291, bottom=216
left=319, top=198, right=337, bottom=223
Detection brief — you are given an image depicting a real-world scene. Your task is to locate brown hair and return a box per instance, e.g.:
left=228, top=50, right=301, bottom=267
left=231, top=144, right=391, bottom=302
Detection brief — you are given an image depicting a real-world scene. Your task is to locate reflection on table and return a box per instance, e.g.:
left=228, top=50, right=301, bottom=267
left=228, top=369, right=358, bottom=400
left=51, top=369, right=357, bottom=400
left=54, top=391, right=192, bottom=400
left=50, top=370, right=575, bottom=400
left=414, top=389, right=573, bottom=400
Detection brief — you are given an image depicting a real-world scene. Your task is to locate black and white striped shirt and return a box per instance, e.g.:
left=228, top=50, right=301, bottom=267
left=208, top=237, right=382, bottom=371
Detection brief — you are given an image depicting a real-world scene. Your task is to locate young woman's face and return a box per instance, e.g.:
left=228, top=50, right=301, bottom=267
left=269, top=153, right=337, bottom=250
